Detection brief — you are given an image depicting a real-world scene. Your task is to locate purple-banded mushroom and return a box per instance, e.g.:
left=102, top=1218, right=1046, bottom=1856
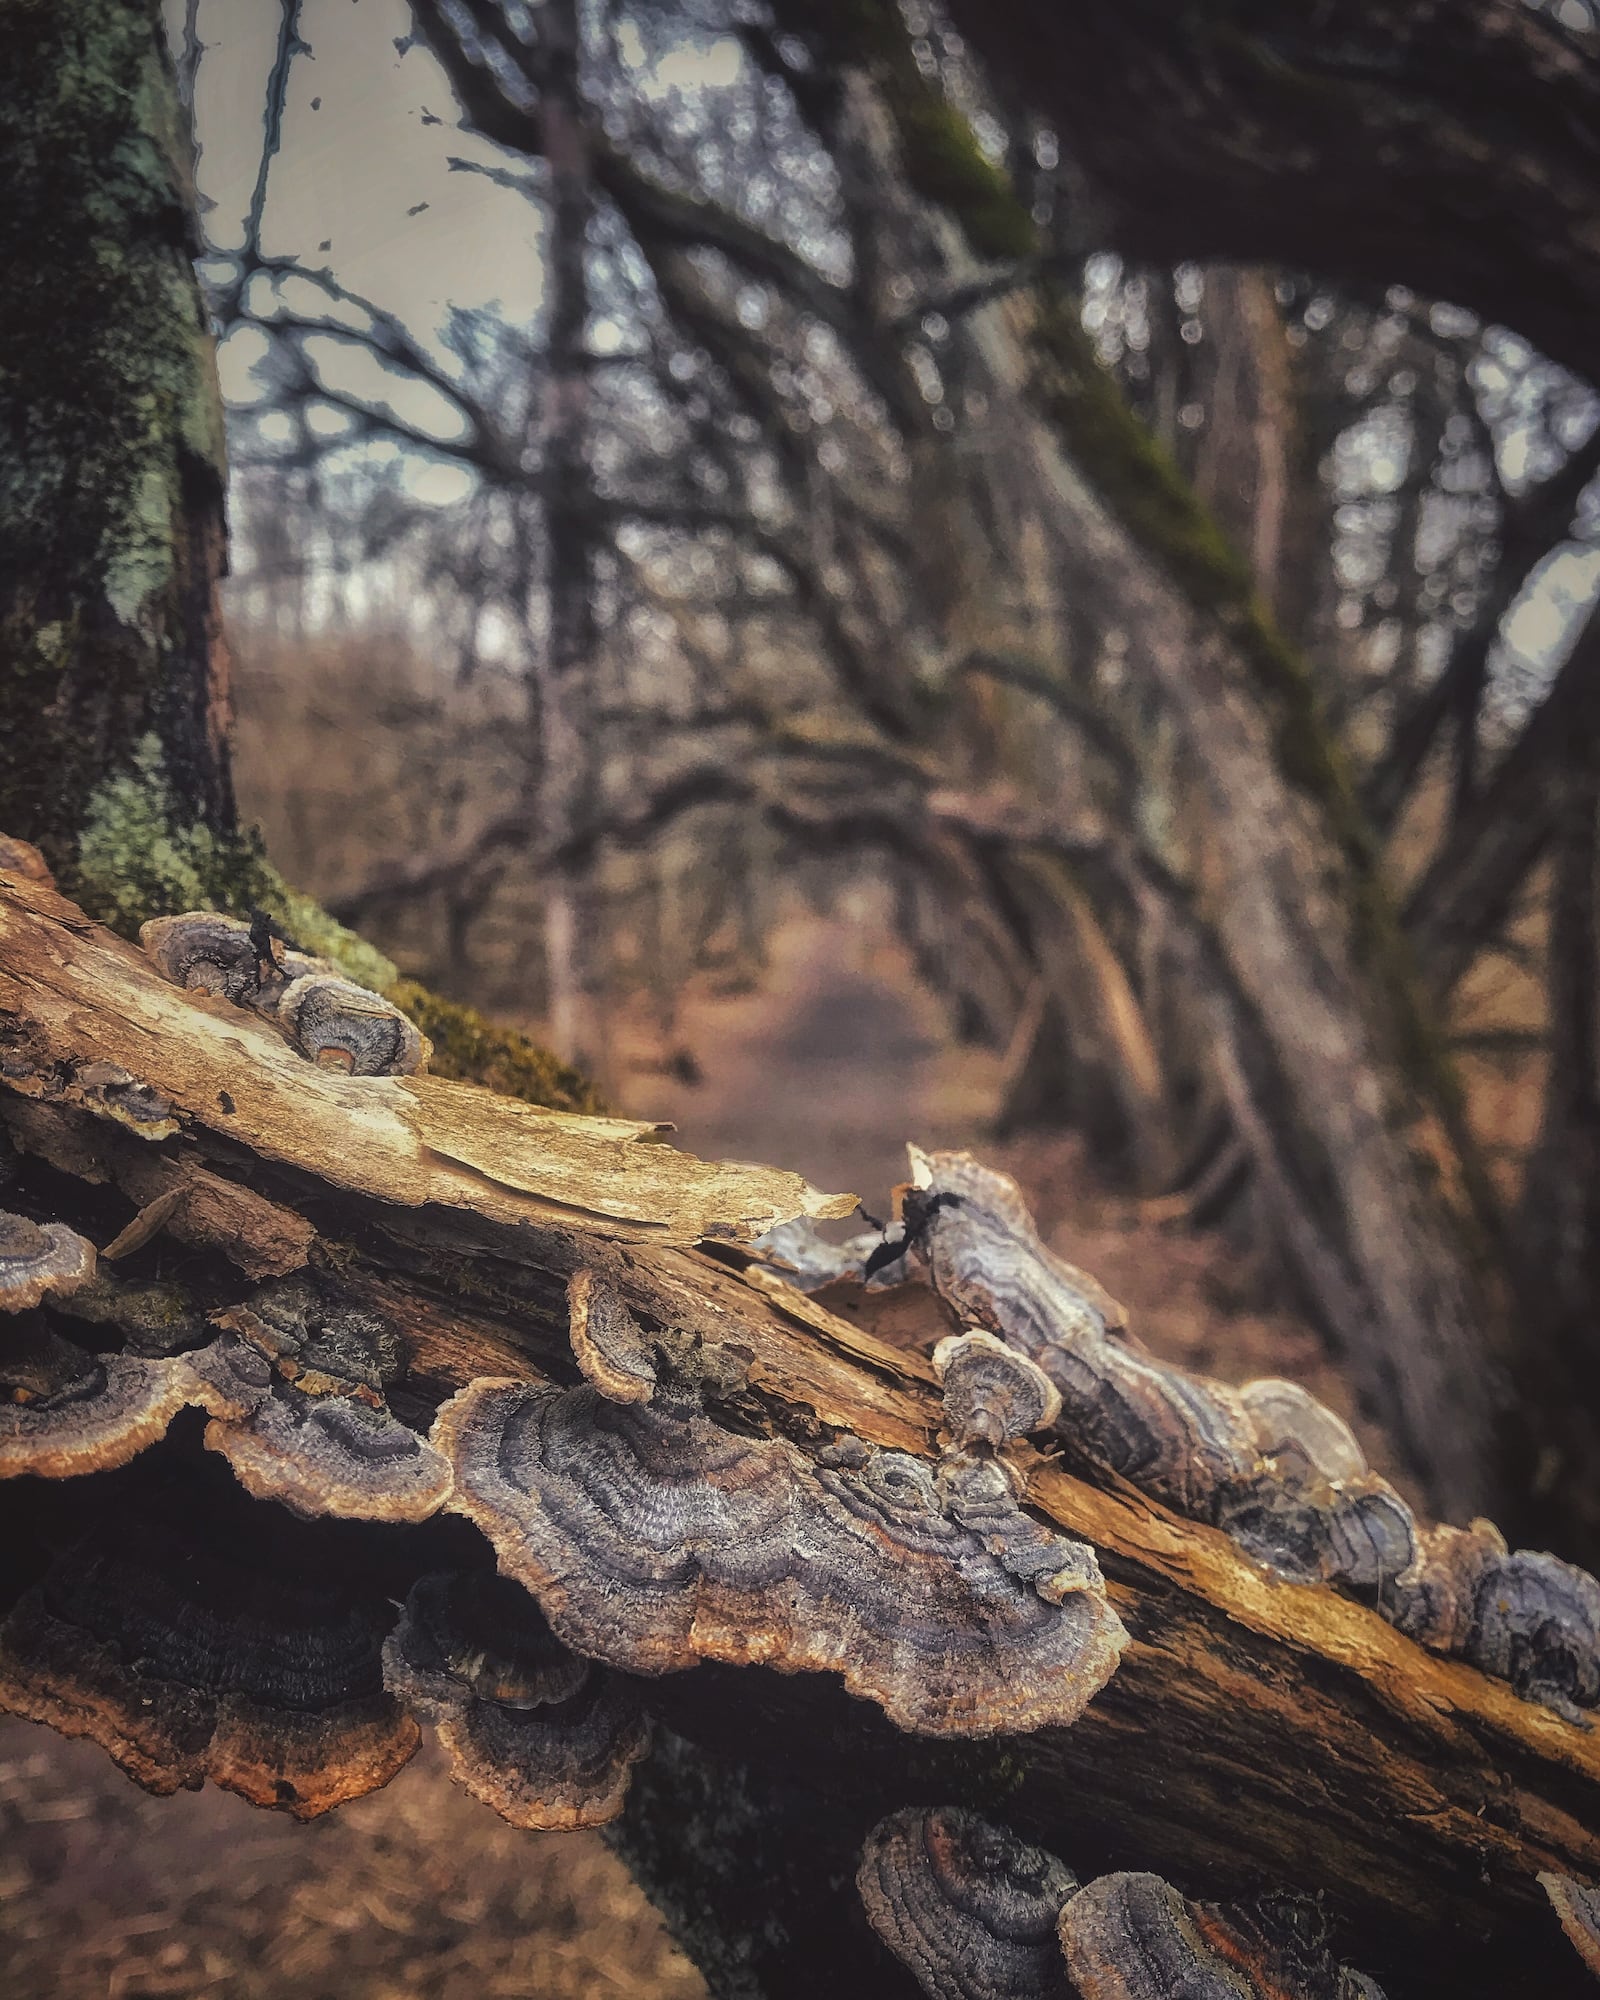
left=199, top=1285, right=451, bottom=1524
left=934, top=1330, right=1061, bottom=1448
left=141, top=912, right=272, bottom=1007
left=383, top=1571, right=650, bottom=1830
left=901, top=1151, right=1260, bottom=1517
left=1059, top=1872, right=1387, bottom=1999
left=277, top=973, right=428, bottom=1076
left=433, top=1274, right=1126, bottom=1738
left=0, top=1209, right=96, bottom=1313
left=858, top=1806, right=1079, bottom=2000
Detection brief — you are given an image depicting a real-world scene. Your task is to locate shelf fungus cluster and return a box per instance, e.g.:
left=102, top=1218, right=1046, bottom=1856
left=2, top=1247, right=451, bottom=1524
left=859, top=1808, right=1388, bottom=2000
left=382, top=1570, right=650, bottom=1829
left=437, top=1272, right=1126, bottom=1736
left=0, top=1465, right=420, bottom=1817
left=141, top=912, right=428, bottom=1075
left=766, top=1147, right=1600, bottom=1727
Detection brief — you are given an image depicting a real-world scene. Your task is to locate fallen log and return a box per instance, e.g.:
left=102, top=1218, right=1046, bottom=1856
left=0, top=863, right=1596, bottom=1998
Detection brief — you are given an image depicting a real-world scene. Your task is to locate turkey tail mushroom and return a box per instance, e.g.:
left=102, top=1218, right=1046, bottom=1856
left=1058, top=1872, right=1388, bottom=2000
left=383, top=1571, right=649, bottom=1830
left=200, top=1283, right=452, bottom=1523
left=277, top=973, right=428, bottom=1075
left=858, top=1806, right=1079, bottom=2000
left=432, top=1273, right=1126, bottom=1737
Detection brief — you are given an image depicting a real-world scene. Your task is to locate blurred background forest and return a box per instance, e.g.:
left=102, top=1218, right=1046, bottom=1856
left=5, top=0, right=1600, bottom=1993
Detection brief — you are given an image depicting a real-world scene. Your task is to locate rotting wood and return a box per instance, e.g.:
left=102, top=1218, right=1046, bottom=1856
left=1, top=868, right=1597, bottom=1997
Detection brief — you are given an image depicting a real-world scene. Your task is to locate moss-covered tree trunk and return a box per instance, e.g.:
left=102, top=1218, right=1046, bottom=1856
left=0, top=0, right=238, bottom=907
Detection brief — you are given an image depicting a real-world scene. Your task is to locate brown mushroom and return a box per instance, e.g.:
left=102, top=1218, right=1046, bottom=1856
left=433, top=1276, right=1126, bottom=1737
left=383, top=1570, right=650, bottom=1829
left=858, top=1806, right=1079, bottom=2000
left=277, top=973, right=428, bottom=1075
left=568, top=1264, right=660, bottom=1403
left=199, top=1285, right=451, bottom=1523
left=0, top=1462, right=418, bottom=1817
left=0, top=1208, right=96, bottom=1312
left=934, top=1331, right=1061, bottom=1448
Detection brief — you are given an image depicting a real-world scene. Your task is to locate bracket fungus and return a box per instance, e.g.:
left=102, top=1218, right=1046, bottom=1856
left=140, top=910, right=334, bottom=1014
left=1058, top=1872, right=1387, bottom=2000
left=383, top=1571, right=650, bottom=1830
left=200, top=1285, right=452, bottom=1523
left=934, top=1331, right=1061, bottom=1448
left=858, top=1806, right=1079, bottom=2000
left=0, top=1470, right=418, bottom=1817
left=0, top=1208, right=96, bottom=1311
left=70, top=1060, right=180, bottom=1141
left=901, top=1151, right=1258, bottom=1517
left=435, top=1274, right=1126, bottom=1736
left=1539, top=1873, right=1600, bottom=1982
left=568, top=1265, right=661, bottom=1403
left=1392, top=1522, right=1600, bottom=1722
left=278, top=972, right=429, bottom=1075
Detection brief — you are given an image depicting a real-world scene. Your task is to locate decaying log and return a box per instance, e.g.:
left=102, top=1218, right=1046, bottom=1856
left=1, top=864, right=1598, bottom=1999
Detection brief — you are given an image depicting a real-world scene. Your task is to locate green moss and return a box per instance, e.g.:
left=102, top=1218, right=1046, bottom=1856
left=388, top=979, right=607, bottom=1113
left=72, top=734, right=599, bottom=1113
left=808, top=0, right=1039, bottom=264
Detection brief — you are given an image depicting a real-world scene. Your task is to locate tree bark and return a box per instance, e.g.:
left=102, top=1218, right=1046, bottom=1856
left=0, top=868, right=1597, bottom=2000
left=944, top=0, right=1600, bottom=389
left=0, top=0, right=239, bottom=890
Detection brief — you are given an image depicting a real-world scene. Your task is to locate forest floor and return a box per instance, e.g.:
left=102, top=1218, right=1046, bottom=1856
left=1, top=913, right=1380, bottom=2000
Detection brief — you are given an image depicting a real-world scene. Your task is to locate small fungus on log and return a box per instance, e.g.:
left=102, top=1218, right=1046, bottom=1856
left=0, top=1208, right=96, bottom=1311
left=383, top=1570, right=650, bottom=1829
left=857, top=1805, right=1079, bottom=2000
left=933, top=1330, right=1061, bottom=1447
left=278, top=973, right=429, bottom=1075
left=201, top=1285, right=452, bottom=1522
left=0, top=1469, right=418, bottom=1816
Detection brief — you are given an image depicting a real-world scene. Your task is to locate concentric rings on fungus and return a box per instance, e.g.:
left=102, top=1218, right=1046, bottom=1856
left=858, top=1806, right=1079, bottom=2000
left=1058, top=1872, right=1388, bottom=2000
left=383, top=1571, right=650, bottom=1829
left=277, top=973, right=428, bottom=1076
left=0, top=1472, right=418, bottom=1817
left=434, top=1275, right=1126, bottom=1737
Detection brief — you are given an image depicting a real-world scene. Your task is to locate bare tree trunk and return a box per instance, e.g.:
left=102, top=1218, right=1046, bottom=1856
left=0, top=0, right=240, bottom=899
left=533, top=0, right=596, bottom=1067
